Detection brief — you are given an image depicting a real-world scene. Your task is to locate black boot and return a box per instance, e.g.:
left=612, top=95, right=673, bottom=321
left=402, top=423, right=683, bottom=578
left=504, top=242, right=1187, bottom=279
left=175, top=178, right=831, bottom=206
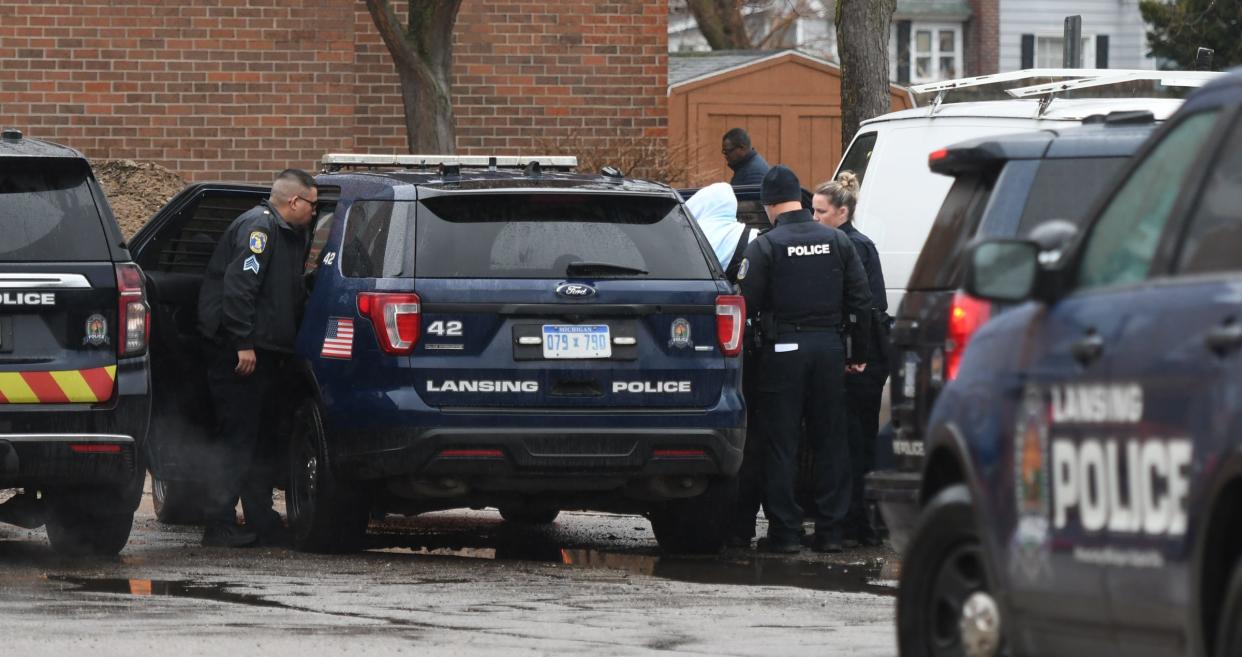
left=202, top=523, right=259, bottom=548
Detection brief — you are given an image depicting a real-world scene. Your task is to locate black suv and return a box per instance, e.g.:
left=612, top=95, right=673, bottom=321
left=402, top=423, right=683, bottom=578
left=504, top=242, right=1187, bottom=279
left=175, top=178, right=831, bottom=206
left=0, top=129, right=151, bottom=556
left=866, top=113, right=1159, bottom=551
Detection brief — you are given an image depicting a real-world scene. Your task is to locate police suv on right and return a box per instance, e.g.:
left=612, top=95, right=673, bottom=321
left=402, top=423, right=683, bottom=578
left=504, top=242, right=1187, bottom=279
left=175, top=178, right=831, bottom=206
left=896, top=68, right=1242, bottom=657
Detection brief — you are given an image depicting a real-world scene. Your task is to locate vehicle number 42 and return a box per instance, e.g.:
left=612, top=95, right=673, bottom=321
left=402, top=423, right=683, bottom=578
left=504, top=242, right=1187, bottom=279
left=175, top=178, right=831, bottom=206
left=426, top=320, right=463, bottom=337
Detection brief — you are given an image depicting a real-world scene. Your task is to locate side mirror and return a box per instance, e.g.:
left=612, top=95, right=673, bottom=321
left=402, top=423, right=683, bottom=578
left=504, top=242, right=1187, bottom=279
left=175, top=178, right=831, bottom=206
left=964, top=240, right=1040, bottom=303
left=1026, top=218, right=1079, bottom=267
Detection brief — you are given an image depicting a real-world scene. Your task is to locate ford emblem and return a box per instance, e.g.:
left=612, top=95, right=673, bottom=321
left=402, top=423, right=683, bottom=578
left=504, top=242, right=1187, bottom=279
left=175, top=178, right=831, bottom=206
left=556, top=282, right=597, bottom=299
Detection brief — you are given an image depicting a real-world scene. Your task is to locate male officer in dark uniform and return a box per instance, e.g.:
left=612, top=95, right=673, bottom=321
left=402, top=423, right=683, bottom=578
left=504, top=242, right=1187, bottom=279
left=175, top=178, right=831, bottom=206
left=738, top=165, right=872, bottom=553
left=197, top=169, right=318, bottom=547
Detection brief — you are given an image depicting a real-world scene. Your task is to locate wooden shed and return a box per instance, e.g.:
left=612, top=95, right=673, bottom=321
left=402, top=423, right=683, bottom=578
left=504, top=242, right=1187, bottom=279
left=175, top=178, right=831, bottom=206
left=669, top=50, right=915, bottom=188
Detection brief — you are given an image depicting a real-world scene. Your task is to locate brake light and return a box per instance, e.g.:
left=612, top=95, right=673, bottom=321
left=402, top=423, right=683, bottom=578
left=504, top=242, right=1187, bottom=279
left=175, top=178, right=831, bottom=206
left=945, top=291, right=990, bottom=380
left=715, top=294, right=745, bottom=357
left=928, top=148, right=949, bottom=165
left=115, top=263, right=149, bottom=357
left=357, top=292, right=421, bottom=355
left=70, top=443, right=122, bottom=454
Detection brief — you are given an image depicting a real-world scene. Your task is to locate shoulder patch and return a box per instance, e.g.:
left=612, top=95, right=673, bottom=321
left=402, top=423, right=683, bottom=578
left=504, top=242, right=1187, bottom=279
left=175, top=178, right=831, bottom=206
left=249, top=231, right=268, bottom=254
left=737, top=258, right=749, bottom=281
left=243, top=255, right=261, bottom=274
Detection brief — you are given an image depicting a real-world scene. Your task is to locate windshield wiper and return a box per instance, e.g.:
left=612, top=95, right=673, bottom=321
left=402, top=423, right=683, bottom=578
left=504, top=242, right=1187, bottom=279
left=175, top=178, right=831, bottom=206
left=565, top=261, right=649, bottom=276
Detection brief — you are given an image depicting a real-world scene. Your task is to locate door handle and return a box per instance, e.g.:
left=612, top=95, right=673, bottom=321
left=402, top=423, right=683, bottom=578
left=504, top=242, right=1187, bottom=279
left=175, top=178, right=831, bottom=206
left=1071, top=332, right=1104, bottom=366
left=1205, top=323, right=1242, bottom=357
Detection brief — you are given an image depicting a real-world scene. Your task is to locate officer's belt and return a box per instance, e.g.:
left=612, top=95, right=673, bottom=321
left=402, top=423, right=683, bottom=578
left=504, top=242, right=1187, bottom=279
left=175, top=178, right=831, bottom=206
left=772, top=321, right=839, bottom=334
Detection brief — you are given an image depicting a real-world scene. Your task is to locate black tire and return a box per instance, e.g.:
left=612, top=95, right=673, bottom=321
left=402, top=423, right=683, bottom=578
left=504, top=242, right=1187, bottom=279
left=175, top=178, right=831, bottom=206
left=897, top=484, right=998, bottom=657
left=151, top=474, right=208, bottom=525
left=499, top=505, right=560, bottom=525
left=286, top=399, right=369, bottom=553
left=44, top=493, right=135, bottom=557
left=648, top=476, right=737, bottom=554
left=1214, top=559, right=1242, bottom=657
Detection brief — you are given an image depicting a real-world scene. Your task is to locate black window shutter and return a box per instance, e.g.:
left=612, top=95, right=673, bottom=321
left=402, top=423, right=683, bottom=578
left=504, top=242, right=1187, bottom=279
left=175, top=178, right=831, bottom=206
left=1021, top=34, right=1035, bottom=69
left=1096, top=35, right=1110, bottom=69
left=897, top=20, right=911, bottom=84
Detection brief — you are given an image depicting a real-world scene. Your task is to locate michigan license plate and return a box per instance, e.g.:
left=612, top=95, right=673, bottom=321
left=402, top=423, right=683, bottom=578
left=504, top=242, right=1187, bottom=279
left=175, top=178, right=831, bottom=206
left=542, top=324, right=611, bottom=359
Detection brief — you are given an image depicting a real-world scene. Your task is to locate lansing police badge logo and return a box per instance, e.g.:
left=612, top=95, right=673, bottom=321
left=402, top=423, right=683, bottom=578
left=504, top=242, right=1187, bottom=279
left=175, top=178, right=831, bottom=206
left=668, top=318, right=692, bottom=348
left=82, top=313, right=109, bottom=346
left=1011, top=385, right=1052, bottom=581
left=248, top=231, right=268, bottom=254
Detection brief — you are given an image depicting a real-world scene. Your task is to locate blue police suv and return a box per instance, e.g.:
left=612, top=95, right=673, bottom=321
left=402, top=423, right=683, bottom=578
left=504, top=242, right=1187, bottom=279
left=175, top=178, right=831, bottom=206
left=131, top=156, right=745, bottom=554
left=897, top=69, right=1242, bottom=657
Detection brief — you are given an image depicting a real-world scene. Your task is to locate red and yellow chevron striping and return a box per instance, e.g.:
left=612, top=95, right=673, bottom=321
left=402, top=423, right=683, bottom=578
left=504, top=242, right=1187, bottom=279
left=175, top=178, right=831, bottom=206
left=0, top=365, right=117, bottom=404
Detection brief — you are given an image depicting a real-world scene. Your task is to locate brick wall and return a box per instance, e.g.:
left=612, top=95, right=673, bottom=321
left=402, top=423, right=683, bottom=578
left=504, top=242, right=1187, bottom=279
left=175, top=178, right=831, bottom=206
left=965, top=0, right=1000, bottom=76
left=0, top=0, right=667, bottom=183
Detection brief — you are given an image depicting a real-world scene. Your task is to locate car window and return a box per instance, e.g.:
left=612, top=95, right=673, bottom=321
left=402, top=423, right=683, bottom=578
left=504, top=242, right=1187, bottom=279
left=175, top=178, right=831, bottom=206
left=304, top=208, right=336, bottom=274
left=906, top=172, right=996, bottom=290
left=0, top=159, right=110, bottom=262
left=1077, top=110, right=1220, bottom=290
left=1015, top=157, right=1128, bottom=237
left=838, top=132, right=878, bottom=185
left=1175, top=119, right=1242, bottom=275
left=138, top=193, right=258, bottom=274
left=415, top=194, right=713, bottom=279
left=340, top=201, right=411, bottom=278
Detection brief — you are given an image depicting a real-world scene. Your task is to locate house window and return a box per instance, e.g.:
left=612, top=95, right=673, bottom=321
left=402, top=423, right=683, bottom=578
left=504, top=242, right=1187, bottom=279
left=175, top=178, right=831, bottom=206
left=910, top=24, right=962, bottom=83
left=1035, top=34, right=1095, bottom=68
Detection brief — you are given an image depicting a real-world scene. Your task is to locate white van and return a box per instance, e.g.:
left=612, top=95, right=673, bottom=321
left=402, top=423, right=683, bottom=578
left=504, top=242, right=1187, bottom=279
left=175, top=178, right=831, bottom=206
left=834, top=69, right=1218, bottom=311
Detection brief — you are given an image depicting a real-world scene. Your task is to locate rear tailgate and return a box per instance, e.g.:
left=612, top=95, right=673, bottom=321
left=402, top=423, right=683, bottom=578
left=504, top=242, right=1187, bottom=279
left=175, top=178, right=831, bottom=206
left=335, top=190, right=734, bottom=411
left=412, top=280, right=727, bottom=409
left=0, top=158, right=119, bottom=404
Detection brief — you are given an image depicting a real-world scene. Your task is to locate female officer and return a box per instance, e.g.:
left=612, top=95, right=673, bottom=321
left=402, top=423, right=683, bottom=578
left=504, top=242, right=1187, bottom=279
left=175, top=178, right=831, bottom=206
left=812, top=171, right=889, bottom=547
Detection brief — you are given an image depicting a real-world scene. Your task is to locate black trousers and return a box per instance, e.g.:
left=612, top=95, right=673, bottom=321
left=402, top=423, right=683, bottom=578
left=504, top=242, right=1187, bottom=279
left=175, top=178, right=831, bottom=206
left=844, top=360, right=888, bottom=540
left=756, top=331, right=849, bottom=543
left=203, top=342, right=283, bottom=531
left=730, top=344, right=765, bottom=539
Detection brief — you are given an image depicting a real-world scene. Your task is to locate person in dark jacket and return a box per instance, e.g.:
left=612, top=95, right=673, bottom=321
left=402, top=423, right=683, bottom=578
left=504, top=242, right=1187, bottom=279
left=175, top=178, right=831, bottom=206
left=739, top=165, right=872, bottom=553
left=722, top=128, right=770, bottom=187
left=196, top=168, right=318, bottom=548
left=812, top=170, right=890, bottom=547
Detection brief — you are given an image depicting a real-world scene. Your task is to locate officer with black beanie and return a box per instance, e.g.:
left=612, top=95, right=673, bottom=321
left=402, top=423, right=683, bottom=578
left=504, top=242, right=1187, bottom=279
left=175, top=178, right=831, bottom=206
left=737, top=165, right=872, bottom=553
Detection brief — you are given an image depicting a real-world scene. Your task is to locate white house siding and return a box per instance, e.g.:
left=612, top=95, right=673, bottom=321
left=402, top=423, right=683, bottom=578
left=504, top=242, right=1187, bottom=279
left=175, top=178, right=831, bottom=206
left=998, top=0, right=1155, bottom=71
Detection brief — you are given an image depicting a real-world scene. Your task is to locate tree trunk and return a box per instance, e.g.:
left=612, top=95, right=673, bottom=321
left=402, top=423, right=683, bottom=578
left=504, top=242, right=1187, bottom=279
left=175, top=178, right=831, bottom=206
left=835, top=0, right=897, bottom=148
left=686, top=0, right=751, bottom=50
left=365, top=0, right=462, bottom=153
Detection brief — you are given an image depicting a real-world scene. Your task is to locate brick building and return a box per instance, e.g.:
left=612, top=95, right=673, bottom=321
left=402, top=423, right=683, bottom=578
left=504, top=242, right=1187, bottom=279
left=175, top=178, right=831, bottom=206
left=0, top=0, right=667, bottom=183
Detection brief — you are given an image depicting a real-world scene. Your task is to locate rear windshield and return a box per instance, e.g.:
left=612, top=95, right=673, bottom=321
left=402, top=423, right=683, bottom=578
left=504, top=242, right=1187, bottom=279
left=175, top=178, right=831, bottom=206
left=0, top=159, right=110, bottom=262
left=1014, top=157, right=1128, bottom=236
left=409, top=194, right=714, bottom=279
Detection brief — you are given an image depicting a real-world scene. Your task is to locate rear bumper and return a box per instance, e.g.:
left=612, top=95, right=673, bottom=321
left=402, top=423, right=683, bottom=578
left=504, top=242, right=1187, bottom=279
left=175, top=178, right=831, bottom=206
left=865, top=469, right=921, bottom=554
left=335, top=425, right=745, bottom=486
left=0, top=359, right=150, bottom=489
left=0, top=433, right=138, bottom=488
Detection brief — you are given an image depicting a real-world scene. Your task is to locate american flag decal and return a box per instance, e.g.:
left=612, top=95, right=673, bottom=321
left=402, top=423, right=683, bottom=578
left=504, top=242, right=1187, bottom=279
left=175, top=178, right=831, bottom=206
left=321, top=317, right=354, bottom=359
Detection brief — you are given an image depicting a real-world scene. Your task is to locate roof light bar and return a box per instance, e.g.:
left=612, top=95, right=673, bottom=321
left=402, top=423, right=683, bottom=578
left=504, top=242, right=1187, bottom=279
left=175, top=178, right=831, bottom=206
left=320, top=153, right=577, bottom=172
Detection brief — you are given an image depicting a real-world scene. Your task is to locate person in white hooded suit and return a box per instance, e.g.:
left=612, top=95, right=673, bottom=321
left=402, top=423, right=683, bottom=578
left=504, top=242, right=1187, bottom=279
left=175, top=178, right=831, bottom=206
left=685, top=182, right=757, bottom=284
left=685, top=181, right=765, bottom=547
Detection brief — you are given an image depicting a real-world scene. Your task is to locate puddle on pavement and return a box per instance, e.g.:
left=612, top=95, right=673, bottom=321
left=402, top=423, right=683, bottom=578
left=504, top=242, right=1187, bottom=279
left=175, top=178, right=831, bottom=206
left=560, top=549, right=895, bottom=596
left=49, top=575, right=291, bottom=609
left=374, top=545, right=895, bottom=596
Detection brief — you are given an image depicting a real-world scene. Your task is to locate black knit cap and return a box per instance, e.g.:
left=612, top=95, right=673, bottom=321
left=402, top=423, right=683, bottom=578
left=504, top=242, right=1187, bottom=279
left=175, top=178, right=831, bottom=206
left=760, top=164, right=801, bottom=205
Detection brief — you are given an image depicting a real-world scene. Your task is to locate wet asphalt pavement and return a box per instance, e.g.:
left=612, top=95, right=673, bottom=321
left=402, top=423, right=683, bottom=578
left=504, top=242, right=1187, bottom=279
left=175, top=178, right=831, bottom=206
left=0, top=486, right=898, bottom=657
